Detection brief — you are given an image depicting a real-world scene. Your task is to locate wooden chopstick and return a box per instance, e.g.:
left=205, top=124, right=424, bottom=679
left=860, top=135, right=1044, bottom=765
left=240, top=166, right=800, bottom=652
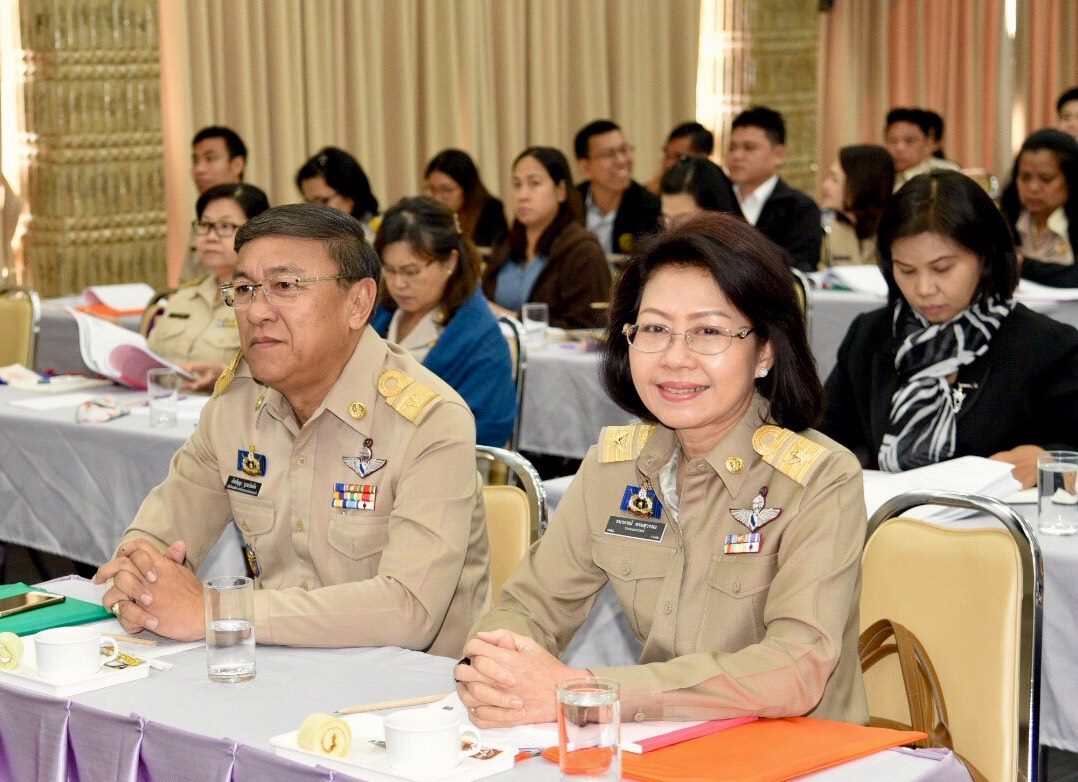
left=102, top=632, right=157, bottom=648
left=334, top=693, right=447, bottom=715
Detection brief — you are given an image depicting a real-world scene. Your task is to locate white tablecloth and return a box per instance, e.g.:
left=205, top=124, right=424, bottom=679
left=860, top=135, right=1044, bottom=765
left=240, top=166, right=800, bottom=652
left=0, top=578, right=968, bottom=782
left=0, top=385, right=242, bottom=575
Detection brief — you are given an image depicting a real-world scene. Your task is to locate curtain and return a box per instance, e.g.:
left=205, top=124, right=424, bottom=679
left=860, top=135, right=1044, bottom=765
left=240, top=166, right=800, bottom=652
left=1019, top=0, right=1078, bottom=137
left=818, top=0, right=1017, bottom=185
left=157, top=0, right=700, bottom=282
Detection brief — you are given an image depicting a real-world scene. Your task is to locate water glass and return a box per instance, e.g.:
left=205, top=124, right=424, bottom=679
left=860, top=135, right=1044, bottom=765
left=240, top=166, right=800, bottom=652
left=146, top=368, right=180, bottom=428
left=1038, top=450, right=1078, bottom=536
left=557, top=677, right=621, bottom=780
left=522, top=302, right=550, bottom=350
left=204, top=576, right=256, bottom=682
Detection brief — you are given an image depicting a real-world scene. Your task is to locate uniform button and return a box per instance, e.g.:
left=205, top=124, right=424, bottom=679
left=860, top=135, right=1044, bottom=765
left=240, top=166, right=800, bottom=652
left=301, top=580, right=310, bottom=591
left=240, top=521, right=250, bottom=533
left=297, top=456, right=308, bottom=466
left=732, top=580, right=741, bottom=594
left=662, top=603, right=672, bottom=615
left=620, top=563, right=631, bottom=576
left=634, top=712, right=646, bottom=722
left=294, top=519, right=305, bottom=533
left=695, top=461, right=708, bottom=472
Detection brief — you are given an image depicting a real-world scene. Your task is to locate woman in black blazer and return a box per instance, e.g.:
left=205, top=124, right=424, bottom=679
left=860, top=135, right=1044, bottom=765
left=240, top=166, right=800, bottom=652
left=820, top=170, right=1078, bottom=487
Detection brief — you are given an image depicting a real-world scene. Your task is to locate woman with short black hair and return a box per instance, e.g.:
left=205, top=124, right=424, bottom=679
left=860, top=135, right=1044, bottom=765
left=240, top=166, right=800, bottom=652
left=822, top=170, right=1078, bottom=486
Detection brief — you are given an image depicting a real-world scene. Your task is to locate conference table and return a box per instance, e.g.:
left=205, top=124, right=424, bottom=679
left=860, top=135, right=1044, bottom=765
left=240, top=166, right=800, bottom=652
left=0, top=579, right=971, bottom=782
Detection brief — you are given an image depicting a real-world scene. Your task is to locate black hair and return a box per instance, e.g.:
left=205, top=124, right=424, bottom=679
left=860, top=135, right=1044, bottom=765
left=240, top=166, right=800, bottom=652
left=192, top=126, right=248, bottom=162
left=920, top=109, right=948, bottom=159
left=1057, top=87, right=1078, bottom=114
left=295, top=146, right=379, bottom=219
left=505, top=146, right=583, bottom=259
left=195, top=183, right=270, bottom=221
left=837, top=145, right=895, bottom=240
left=666, top=121, right=715, bottom=156
left=999, top=128, right=1078, bottom=259
left=602, top=212, right=822, bottom=431
left=731, top=106, right=786, bottom=146
left=234, top=203, right=381, bottom=288
left=374, top=196, right=480, bottom=322
left=878, top=171, right=1019, bottom=305
left=574, top=120, right=622, bottom=160
left=884, top=107, right=932, bottom=137
left=423, top=149, right=495, bottom=240
left=659, top=156, right=739, bottom=215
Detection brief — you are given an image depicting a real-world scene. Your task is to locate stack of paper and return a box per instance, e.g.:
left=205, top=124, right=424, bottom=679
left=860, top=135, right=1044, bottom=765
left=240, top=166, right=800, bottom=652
left=80, top=283, right=155, bottom=316
left=815, top=266, right=889, bottom=297
left=862, top=456, right=1022, bottom=522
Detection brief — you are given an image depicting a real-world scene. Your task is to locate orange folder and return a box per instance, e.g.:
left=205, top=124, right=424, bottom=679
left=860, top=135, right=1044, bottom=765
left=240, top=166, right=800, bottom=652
left=543, top=717, right=925, bottom=782
left=76, top=302, right=146, bottom=319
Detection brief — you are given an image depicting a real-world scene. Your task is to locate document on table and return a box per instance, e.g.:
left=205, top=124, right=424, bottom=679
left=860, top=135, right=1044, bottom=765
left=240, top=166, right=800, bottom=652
left=8, top=391, right=106, bottom=410
left=862, top=456, right=1022, bottom=521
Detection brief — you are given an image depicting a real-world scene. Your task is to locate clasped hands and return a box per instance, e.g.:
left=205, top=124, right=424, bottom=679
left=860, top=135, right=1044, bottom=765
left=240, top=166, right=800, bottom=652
left=92, top=539, right=206, bottom=641
left=453, top=629, right=590, bottom=728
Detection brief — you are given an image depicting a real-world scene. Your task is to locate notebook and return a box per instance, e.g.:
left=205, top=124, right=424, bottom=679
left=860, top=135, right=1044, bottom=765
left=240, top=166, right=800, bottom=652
left=0, top=582, right=112, bottom=636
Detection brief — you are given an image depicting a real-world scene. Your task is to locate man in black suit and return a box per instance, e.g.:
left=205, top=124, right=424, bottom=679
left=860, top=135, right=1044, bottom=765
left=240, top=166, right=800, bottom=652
left=574, top=120, right=660, bottom=255
left=726, top=107, right=821, bottom=272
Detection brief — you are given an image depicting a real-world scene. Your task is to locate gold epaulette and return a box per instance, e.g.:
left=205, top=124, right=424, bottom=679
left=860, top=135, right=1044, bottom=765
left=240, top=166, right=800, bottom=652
left=213, top=350, right=244, bottom=397
left=179, top=273, right=209, bottom=289
left=752, top=425, right=829, bottom=486
left=598, top=424, right=655, bottom=463
left=377, top=369, right=441, bottom=425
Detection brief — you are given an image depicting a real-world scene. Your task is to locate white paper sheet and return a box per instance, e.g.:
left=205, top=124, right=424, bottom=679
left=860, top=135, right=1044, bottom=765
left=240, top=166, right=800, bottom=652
left=863, top=456, right=1021, bottom=521
left=1015, top=278, right=1078, bottom=302
left=8, top=391, right=103, bottom=410
left=83, top=283, right=155, bottom=311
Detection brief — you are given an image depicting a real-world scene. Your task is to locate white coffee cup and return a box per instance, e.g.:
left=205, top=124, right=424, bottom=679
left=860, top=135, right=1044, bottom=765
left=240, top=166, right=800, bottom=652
left=34, top=626, right=120, bottom=682
left=383, top=708, right=481, bottom=777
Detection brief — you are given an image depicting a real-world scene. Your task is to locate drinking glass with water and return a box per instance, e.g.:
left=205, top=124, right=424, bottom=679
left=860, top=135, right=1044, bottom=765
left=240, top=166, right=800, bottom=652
left=1038, top=450, right=1078, bottom=536
left=557, top=677, right=621, bottom=780
left=204, top=576, right=256, bottom=682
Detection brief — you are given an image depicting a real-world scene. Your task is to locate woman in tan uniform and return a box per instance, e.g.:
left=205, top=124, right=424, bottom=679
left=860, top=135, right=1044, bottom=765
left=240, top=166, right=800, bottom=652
left=456, top=212, right=869, bottom=726
left=145, top=183, right=269, bottom=390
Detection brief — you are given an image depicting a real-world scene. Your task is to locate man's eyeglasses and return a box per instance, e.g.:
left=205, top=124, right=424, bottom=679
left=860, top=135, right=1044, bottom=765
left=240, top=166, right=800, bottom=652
left=594, top=144, right=634, bottom=163
left=193, top=219, right=241, bottom=238
left=622, top=322, right=754, bottom=356
left=219, top=274, right=354, bottom=309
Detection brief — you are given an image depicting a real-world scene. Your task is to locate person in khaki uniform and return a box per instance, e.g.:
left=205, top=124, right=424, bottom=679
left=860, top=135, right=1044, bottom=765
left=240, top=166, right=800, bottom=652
left=146, top=182, right=269, bottom=391
left=456, top=213, right=868, bottom=726
left=96, top=203, right=490, bottom=657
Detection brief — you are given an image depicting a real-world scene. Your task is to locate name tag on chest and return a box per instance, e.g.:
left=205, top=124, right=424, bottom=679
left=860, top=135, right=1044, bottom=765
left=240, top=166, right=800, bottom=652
left=226, top=476, right=261, bottom=497
left=604, top=515, right=667, bottom=543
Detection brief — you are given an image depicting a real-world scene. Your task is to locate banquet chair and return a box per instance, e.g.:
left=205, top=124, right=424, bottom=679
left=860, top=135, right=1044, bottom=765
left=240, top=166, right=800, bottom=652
left=861, top=491, right=1042, bottom=782
left=497, top=314, right=527, bottom=451
left=476, top=446, right=546, bottom=596
left=0, top=285, right=41, bottom=367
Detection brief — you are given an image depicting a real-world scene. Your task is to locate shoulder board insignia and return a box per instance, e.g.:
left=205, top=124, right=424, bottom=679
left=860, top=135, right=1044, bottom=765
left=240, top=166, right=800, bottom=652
left=377, top=369, right=441, bottom=424
left=598, top=424, right=655, bottom=463
left=213, top=350, right=244, bottom=397
left=752, top=425, right=829, bottom=486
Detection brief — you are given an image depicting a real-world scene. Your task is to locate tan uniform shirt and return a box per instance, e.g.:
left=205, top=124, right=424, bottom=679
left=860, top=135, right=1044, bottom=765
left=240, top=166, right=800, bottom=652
left=475, top=398, right=869, bottom=723
left=145, top=275, right=240, bottom=367
left=121, top=327, right=490, bottom=657
left=822, top=220, right=878, bottom=268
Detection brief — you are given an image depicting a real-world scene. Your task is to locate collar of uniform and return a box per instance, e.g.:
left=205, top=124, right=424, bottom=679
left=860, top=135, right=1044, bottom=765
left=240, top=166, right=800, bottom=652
left=250, top=326, right=387, bottom=432
left=635, top=394, right=770, bottom=496
left=1047, top=207, right=1070, bottom=240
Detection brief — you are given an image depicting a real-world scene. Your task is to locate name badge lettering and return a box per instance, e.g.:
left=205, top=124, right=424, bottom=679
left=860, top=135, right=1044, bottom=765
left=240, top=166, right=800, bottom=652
left=166, top=312, right=191, bottom=319
left=226, top=476, right=262, bottom=497
left=604, top=515, right=667, bottom=543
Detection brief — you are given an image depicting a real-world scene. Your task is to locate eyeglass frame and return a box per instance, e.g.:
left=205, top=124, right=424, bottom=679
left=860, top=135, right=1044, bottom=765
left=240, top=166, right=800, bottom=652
left=192, top=219, right=242, bottom=238
left=621, top=322, right=755, bottom=356
left=219, top=274, right=357, bottom=309
left=592, top=143, right=635, bottom=163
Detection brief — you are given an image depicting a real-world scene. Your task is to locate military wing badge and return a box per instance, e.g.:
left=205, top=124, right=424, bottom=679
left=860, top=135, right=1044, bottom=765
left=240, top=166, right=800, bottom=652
left=730, top=486, right=781, bottom=531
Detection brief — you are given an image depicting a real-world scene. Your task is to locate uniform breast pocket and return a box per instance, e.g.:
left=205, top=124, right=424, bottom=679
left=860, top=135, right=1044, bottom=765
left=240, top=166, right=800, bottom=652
left=326, top=515, right=389, bottom=563
left=147, top=312, right=189, bottom=345
left=592, top=537, right=676, bottom=640
left=230, top=495, right=276, bottom=537
left=698, top=554, right=778, bottom=650
left=203, top=326, right=240, bottom=350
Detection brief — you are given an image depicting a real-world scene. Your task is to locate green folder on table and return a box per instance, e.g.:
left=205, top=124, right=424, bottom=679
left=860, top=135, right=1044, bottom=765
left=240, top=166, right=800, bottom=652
left=0, top=582, right=112, bottom=636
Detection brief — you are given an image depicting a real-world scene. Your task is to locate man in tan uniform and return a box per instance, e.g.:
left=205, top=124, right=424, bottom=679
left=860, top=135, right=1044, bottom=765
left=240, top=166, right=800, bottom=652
left=457, top=399, right=868, bottom=725
left=96, top=203, right=490, bottom=656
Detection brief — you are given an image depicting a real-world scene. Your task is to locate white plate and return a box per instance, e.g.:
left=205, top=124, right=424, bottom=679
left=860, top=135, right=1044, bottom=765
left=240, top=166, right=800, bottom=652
left=0, top=635, right=150, bottom=697
left=270, top=713, right=515, bottom=782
